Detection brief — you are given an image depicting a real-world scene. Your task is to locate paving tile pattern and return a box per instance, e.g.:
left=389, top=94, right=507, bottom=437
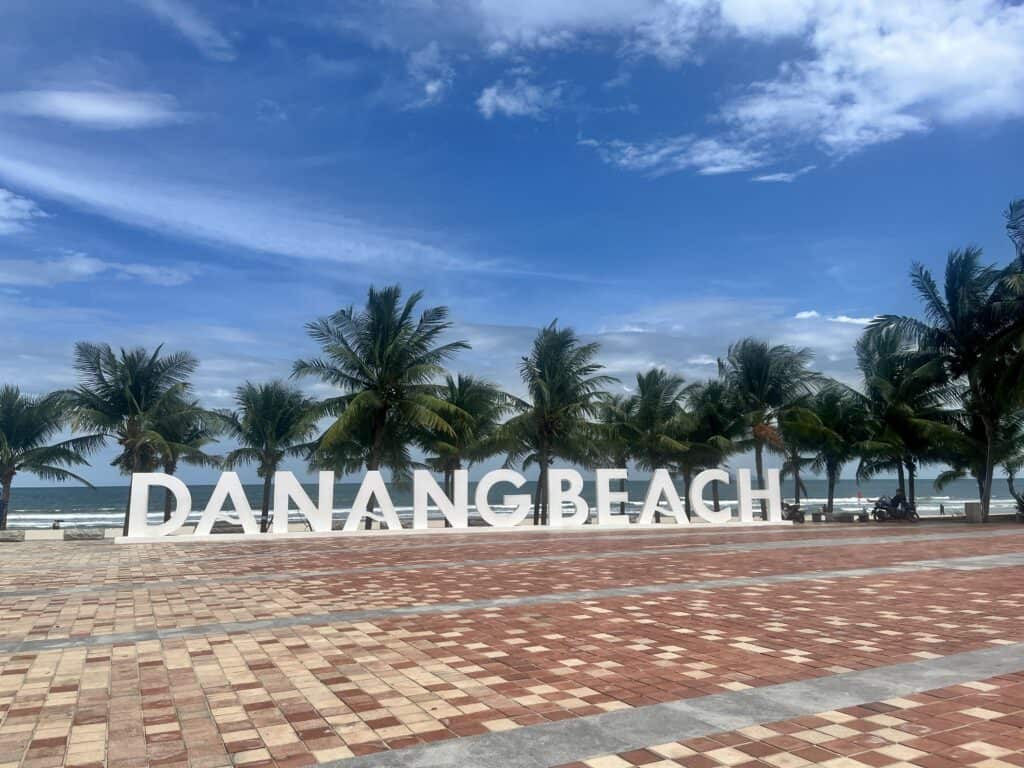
left=0, top=524, right=1021, bottom=767
left=556, top=672, right=1024, bottom=768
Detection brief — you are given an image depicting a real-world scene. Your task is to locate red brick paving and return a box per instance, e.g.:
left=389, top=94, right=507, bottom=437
left=0, top=524, right=1021, bottom=766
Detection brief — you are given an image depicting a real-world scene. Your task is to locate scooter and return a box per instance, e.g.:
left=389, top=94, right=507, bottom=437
left=782, top=502, right=805, bottom=524
left=871, top=496, right=919, bottom=522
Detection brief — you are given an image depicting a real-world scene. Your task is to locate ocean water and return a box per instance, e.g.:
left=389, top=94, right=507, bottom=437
left=3, top=476, right=1019, bottom=528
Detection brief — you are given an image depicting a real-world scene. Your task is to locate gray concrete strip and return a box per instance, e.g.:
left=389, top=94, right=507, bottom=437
left=321, top=642, right=1024, bottom=768
left=3, top=550, right=1023, bottom=654
left=2, top=527, right=1021, bottom=599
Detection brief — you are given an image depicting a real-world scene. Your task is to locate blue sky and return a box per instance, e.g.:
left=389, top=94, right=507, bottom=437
left=1, top=0, right=1022, bottom=484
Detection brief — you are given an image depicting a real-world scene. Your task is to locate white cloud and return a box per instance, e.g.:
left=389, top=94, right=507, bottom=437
left=752, top=165, right=816, bottom=183
left=830, top=314, right=873, bottom=325
left=720, top=0, right=1024, bottom=155
left=406, top=42, right=454, bottom=107
left=794, top=310, right=820, bottom=319
left=0, top=252, right=194, bottom=287
left=0, top=188, right=46, bottom=235
left=132, top=0, right=236, bottom=62
left=0, top=90, right=187, bottom=129
left=581, top=134, right=765, bottom=176
left=477, top=78, right=563, bottom=119
left=0, top=133, right=469, bottom=272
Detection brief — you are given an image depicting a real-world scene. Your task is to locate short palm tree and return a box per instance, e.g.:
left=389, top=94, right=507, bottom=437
left=717, top=339, right=819, bottom=516
left=423, top=375, right=516, bottom=524
left=629, top=369, right=688, bottom=522
left=685, top=380, right=745, bottom=512
left=223, top=381, right=319, bottom=533
left=595, top=394, right=635, bottom=516
left=788, top=385, right=871, bottom=515
left=871, top=248, right=1024, bottom=519
left=65, top=343, right=198, bottom=534
left=0, top=386, right=102, bottom=529
left=152, top=398, right=224, bottom=521
left=502, top=322, right=613, bottom=525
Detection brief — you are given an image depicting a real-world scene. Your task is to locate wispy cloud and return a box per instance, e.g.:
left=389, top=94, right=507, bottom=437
left=477, top=79, right=563, bottom=119
left=795, top=310, right=874, bottom=325
left=0, top=252, right=194, bottom=287
left=132, top=0, right=236, bottom=62
left=406, top=42, right=454, bottom=108
left=580, top=134, right=765, bottom=177
left=0, top=188, right=46, bottom=235
left=752, top=165, right=816, bottom=183
left=0, top=134, right=470, bottom=272
left=0, top=90, right=188, bottom=129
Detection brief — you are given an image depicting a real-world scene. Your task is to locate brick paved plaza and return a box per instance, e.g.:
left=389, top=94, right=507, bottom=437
left=0, top=523, right=1022, bottom=768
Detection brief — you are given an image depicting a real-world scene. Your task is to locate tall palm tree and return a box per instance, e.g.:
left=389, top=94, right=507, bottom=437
left=502, top=322, right=613, bottom=525
left=223, top=382, right=319, bottom=533
left=0, top=386, right=102, bottom=529
left=629, top=369, right=688, bottom=522
left=595, top=394, right=634, bottom=516
left=152, top=398, right=224, bottom=522
left=65, top=343, right=198, bottom=535
left=717, top=339, right=819, bottom=516
left=293, top=285, right=469, bottom=527
left=423, top=374, right=516, bottom=525
left=685, top=380, right=745, bottom=512
left=871, top=248, right=1024, bottom=519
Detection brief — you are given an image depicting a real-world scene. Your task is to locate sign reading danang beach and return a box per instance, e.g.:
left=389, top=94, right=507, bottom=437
left=121, top=467, right=785, bottom=540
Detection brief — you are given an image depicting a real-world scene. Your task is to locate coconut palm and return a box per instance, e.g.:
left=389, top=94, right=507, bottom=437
left=628, top=369, right=689, bottom=522
left=152, top=398, right=224, bottom=522
left=1007, top=199, right=1024, bottom=267
left=65, top=343, right=198, bottom=535
left=294, top=285, right=469, bottom=528
left=854, top=326, right=957, bottom=506
left=422, top=374, right=516, bottom=525
left=223, top=381, right=319, bottom=533
left=595, top=394, right=635, bottom=516
left=788, top=385, right=871, bottom=515
left=502, top=322, right=613, bottom=525
left=717, top=339, right=819, bottom=516
left=0, top=386, right=102, bottom=529
left=684, top=380, right=745, bottom=512
left=871, top=248, right=1024, bottom=519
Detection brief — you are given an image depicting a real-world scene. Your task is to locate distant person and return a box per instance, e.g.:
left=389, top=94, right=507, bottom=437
left=891, top=487, right=907, bottom=513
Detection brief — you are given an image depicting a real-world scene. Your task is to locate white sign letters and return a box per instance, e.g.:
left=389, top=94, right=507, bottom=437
left=120, top=467, right=785, bottom=540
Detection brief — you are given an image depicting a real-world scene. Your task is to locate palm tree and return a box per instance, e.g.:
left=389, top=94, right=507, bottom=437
left=685, top=380, right=745, bottom=512
left=717, top=339, right=819, bottom=516
left=0, top=386, right=102, bottom=529
left=595, top=394, right=634, bottom=516
left=1007, top=199, right=1024, bottom=267
left=502, top=322, right=613, bottom=525
left=223, top=382, right=319, bottom=533
left=293, top=285, right=469, bottom=527
left=65, top=343, right=198, bottom=535
left=788, top=385, right=870, bottom=515
left=629, top=369, right=688, bottom=522
left=854, top=326, right=956, bottom=506
left=423, top=374, right=516, bottom=525
left=871, top=248, right=1024, bottom=519
left=152, top=398, right=224, bottom=522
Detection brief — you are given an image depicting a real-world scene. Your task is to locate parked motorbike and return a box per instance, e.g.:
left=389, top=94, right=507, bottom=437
left=871, top=496, right=919, bottom=522
left=782, top=502, right=805, bottom=524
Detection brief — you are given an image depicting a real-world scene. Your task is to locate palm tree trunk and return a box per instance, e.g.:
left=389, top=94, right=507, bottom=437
left=163, top=460, right=177, bottom=523
left=121, top=453, right=142, bottom=536
left=905, top=458, right=916, bottom=508
left=681, top=465, right=692, bottom=520
left=793, top=463, right=801, bottom=507
left=618, top=476, right=627, bottom=516
left=981, top=415, right=995, bottom=522
left=711, top=480, right=721, bottom=512
left=260, top=473, right=272, bottom=533
left=754, top=442, right=767, bottom=519
left=444, top=468, right=453, bottom=528
left=532, top=473, right=542, bottom=526
left=896, top=459, right=905, bottom=491
left=540, top=464, right=549, bottom=526
left=826, top=469, right=837, bottom=515
left=0, top=476, right=12, bottom=531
